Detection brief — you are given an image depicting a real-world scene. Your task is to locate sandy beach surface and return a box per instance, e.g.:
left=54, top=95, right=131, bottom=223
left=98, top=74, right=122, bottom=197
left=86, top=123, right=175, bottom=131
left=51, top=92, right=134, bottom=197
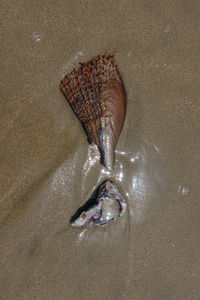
left=1, top=0, right=200, bottom=299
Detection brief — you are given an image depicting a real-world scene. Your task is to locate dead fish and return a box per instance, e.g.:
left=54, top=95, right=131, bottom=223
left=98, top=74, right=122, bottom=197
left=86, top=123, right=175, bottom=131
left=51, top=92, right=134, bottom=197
left=70, top=180, right=126, bottom=227
left=60, top=52, right=127, bottom=171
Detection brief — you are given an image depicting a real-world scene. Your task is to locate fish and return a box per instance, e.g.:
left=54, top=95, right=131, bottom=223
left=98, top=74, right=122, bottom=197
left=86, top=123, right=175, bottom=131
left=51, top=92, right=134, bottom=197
left=70, top=180, right=127, bottom=227
left=60, top=52, right=127, bottom=171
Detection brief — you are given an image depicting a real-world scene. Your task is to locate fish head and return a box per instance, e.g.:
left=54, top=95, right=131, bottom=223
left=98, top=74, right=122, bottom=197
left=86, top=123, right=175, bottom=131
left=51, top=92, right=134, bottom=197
left=70, top=202, right=102, bottom=227
left=70, top=180, right=127, bottom=227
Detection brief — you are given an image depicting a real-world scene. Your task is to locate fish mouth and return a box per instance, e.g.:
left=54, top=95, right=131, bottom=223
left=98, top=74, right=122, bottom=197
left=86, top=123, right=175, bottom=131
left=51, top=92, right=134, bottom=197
left=70, top=183, right=102, bottom=225
left=70, top=197, right=98, bottom=225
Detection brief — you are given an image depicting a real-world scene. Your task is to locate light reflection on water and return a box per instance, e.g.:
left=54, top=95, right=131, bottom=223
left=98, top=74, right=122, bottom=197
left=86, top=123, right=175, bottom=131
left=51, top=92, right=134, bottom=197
left=48, top=139, right=166, bottom=237
left=78, top=146, right=150, bottom=227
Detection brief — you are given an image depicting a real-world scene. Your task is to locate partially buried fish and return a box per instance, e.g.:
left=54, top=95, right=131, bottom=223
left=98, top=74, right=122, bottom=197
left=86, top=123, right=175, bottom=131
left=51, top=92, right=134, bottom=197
left=70, top=180, right=127, bottom=227
left=60, top=52, right=127, bottom=171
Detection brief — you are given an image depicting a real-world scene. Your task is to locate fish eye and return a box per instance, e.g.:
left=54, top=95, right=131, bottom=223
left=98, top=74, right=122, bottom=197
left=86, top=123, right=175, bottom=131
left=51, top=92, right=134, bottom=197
left=82, top=213, right=86, bottom=219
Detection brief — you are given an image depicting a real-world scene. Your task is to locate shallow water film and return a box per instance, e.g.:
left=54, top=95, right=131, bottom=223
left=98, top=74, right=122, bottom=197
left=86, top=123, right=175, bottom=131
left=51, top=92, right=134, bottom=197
left=1, top=0, right=200, bottom=299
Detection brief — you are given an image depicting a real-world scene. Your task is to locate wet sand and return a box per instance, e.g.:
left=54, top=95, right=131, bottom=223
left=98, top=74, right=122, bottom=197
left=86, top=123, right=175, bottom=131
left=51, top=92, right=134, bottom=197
left=1, top=0, right=200, bottom=299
